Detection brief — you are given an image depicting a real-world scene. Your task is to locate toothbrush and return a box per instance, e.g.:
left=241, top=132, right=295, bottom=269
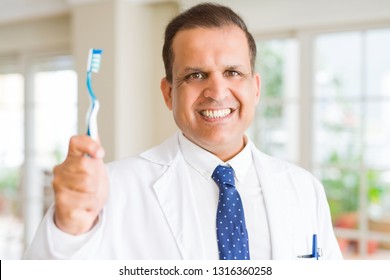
left=86, top=48, right=103, bottom=141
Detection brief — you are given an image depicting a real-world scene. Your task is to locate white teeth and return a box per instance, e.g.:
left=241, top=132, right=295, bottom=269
left=200, top=108, right=232, bottom=119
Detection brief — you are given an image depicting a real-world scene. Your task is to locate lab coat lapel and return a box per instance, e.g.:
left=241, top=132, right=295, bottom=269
left=150, top=134, right=205, bottom=259
left=252, top=148, right=295, bottom=259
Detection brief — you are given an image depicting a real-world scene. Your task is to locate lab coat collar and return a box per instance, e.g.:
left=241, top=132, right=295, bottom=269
left=141, top=132, right=206, bottom=259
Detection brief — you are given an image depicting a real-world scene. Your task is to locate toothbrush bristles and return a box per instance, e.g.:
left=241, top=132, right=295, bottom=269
left=87, top=48, right=103, bottom=73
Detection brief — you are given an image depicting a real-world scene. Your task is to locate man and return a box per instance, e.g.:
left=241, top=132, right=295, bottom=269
left=24, top=3, right=342, bottom=259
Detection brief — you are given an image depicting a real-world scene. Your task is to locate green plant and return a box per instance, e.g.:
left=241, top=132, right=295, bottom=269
left=0, top=167, right=20, bottom=193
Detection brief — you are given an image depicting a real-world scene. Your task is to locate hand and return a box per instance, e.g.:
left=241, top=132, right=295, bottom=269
left=52, top=135, right=109, bottom=235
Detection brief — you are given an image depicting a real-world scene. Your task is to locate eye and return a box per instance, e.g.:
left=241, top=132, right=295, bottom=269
left=224, top=70, right=241, bottom=77
left=186, top=72, right=206, bottom=80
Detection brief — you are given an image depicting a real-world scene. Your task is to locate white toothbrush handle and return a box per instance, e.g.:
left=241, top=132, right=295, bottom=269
left=88, top=99, right=100, bottom=141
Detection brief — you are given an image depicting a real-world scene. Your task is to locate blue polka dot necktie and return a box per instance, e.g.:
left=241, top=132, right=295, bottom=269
left=212, top=165, right=250, bottom=260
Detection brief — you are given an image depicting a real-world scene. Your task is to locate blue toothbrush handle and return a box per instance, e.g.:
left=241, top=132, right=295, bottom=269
left=86, top=71, right=99, bottom=140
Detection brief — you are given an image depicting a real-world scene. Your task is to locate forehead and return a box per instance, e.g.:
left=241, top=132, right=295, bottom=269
left=171, top=26, right=251, bottom=69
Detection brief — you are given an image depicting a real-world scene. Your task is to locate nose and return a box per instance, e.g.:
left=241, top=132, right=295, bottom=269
left=203, top=73, right=229, bottom=101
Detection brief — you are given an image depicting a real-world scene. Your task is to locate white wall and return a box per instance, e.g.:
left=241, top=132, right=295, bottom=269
left=0, top=15, right=70, bottom=55
left=114, top=2, right=178, bottom=160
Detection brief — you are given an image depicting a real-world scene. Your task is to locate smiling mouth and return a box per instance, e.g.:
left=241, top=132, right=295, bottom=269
left=200, top=108, right=232, bottom=119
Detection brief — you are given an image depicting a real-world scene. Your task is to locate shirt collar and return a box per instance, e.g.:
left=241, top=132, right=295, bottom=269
left=178, top=132, right=252, bottom=183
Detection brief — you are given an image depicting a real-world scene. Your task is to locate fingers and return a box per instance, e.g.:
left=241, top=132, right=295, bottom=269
left=56, top=189, right=98, bottom=210
left=53, top=149, right=106, bottom=193
left=51, top=134, right=109, bottom=234
left=53, top=162, right=95, bottom=193
left=67, top=135, right=105, bottom=159
left=54, top=205, right=100, bottom=234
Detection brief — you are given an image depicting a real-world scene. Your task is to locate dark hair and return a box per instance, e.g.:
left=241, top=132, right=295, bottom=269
left=162, top=3, right=257, bottom=82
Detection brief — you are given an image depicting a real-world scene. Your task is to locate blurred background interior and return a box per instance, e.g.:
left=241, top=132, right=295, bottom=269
left=0, top=0, right=390, bottom=259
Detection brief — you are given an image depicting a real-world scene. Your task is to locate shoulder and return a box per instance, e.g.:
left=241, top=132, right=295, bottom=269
left=250, top=142, right=323, bottom=190
left=250, top=143, right=308, bottom=174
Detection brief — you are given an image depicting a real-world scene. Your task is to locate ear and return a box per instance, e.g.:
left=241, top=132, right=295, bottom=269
left=160, top=78, right=173, bottom=110
left=253, top=73, right=261, bottom=105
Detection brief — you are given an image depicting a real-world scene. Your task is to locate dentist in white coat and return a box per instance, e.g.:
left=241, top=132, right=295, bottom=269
left=24, top=3, right=342, bottom=260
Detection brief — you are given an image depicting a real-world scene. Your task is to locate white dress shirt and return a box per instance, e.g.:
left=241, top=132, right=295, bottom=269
left=178, top=133, right=271, bottom=259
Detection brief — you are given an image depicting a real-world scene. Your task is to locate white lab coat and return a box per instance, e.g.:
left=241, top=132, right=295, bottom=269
left=24, top=133, right=342, bottom=259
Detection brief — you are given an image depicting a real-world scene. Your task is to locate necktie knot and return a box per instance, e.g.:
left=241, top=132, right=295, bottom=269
left=211, top=165, right=235, bottom=190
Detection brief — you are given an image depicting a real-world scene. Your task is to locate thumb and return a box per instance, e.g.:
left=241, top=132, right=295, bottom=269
left=68, top=135, right=105, bottom=159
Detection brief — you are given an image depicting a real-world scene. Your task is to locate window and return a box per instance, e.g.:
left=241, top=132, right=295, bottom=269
left=249, top=39, right=299, bottom=163
left=252, top=27, right=390, bottom=259
left=0, top=55, right=77, bottom=259
left=313, top=29, right=390, bottom=258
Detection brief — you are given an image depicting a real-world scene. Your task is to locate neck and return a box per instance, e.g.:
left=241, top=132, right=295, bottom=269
left=213, top=138, right=246, bottom=162
left=181, top=134, right=247, bottom=162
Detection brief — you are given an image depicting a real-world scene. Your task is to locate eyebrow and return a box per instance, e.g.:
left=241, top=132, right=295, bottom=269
left=180, top=67, right=204, bottom=75
left=180, top=64, right=246, bottom=74
left=226, top=64, right=244, bottom=69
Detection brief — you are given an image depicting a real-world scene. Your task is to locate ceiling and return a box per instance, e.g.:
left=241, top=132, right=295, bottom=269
left=0, top=0, right=172, bottom=24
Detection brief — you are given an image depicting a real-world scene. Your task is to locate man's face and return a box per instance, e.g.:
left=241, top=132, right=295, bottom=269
left=161, top=26, right=261, bottom=161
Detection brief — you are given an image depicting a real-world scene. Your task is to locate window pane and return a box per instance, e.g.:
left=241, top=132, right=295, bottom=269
left=366, top=29, right=390, bottom=97
left=313, top=101, right=362, bottom=167
left=34, top=70, right=77, bottom=168
left=315, top=32, right=362, bottom=98
left=253, top=102, right=299, bottom=161
left=365, top=101, right=390, bottom=169
left=0, top=73, right=24, bottom=259
left=249, top=39, right=299, bottom=163
left=256, top=40, right=298, bottom=99
left=368, top=170, right=390, bottom=218
left=316, top=167, right=360, bottom=223
left=0, top=74, right=24, bottom=166
left=368, top=170, right=390, bottom=257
